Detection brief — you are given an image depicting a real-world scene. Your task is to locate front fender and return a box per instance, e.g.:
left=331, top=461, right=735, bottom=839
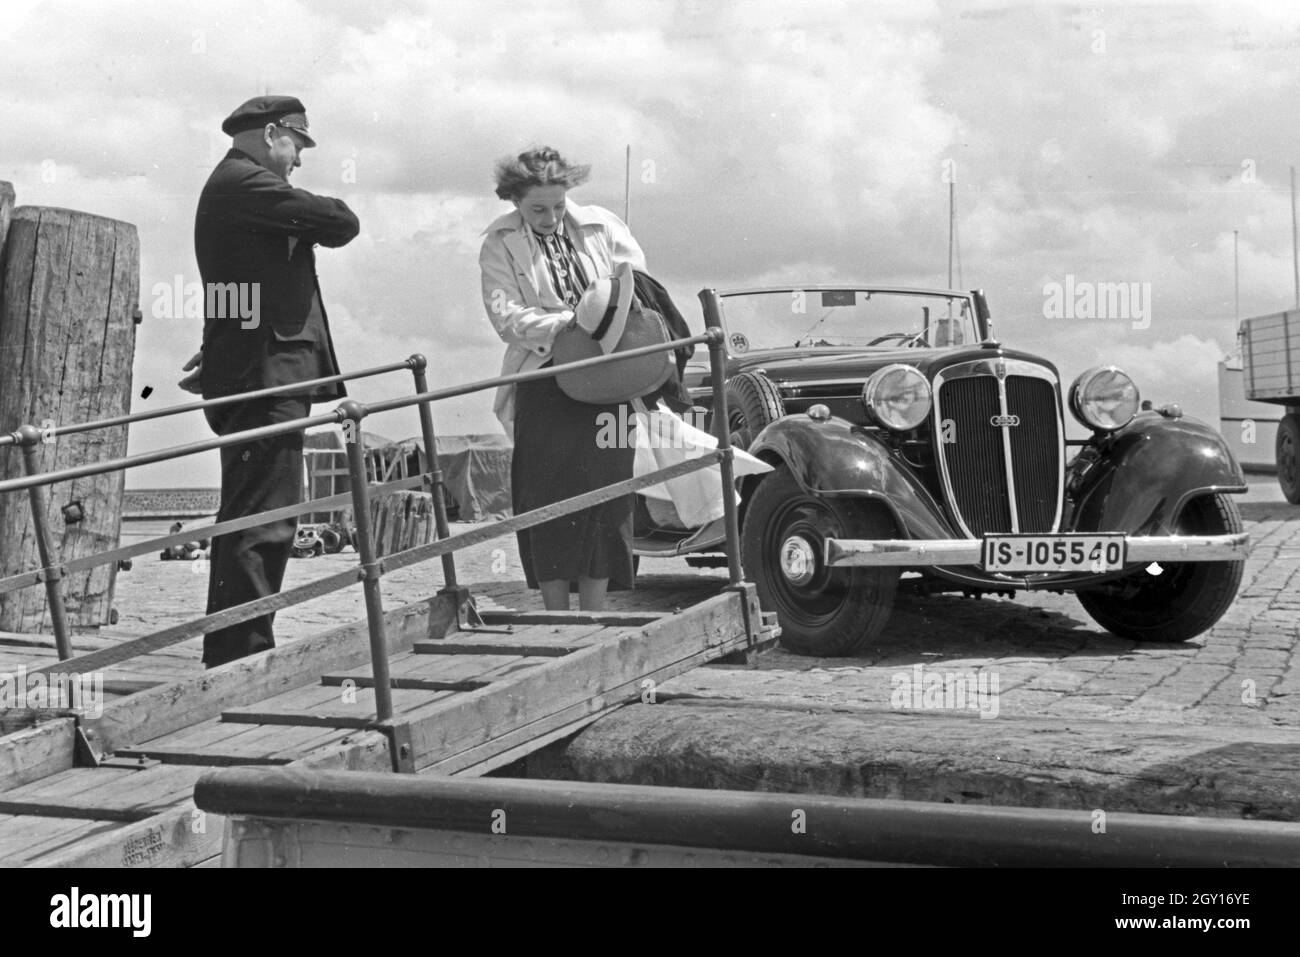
left=748, top=416, right=958, bottom=539
left=1067, top=412, right=1247, bottom=535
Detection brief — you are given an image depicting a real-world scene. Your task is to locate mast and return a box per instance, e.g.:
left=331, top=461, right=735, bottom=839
left=624, top=144, right=631, bottom=226
left=1291, top=166, right=1298, bottom=308
left=1233, top=228, right=1239, bottom=324
left=947, top=180, right=954, bottom=289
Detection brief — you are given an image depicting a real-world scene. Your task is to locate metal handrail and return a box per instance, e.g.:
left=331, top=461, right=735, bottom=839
left=0, top=472, right=429, bottom=598
left=196, top=766, right=1300, bottom=867
left=0, top=335, right=708, bottom=496
left=0, top=357, right=423, bottom=448
left=25, top=453, right=725, bottom=679
left=0, top=326, right=744, bottom=724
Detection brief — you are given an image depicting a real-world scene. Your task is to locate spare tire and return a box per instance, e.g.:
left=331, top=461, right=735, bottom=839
left=722, top=371, right=785, bottom=450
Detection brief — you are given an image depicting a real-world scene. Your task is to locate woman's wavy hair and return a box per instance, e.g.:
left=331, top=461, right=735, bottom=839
left=494, top=146, right=591, bottom=201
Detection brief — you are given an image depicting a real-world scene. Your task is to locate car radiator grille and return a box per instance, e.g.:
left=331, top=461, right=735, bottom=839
left=937, top=374, right=1061, bottom=535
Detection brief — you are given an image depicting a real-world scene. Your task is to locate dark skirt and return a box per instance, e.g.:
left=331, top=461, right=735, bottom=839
left=512, top=373, right=635, bottom=590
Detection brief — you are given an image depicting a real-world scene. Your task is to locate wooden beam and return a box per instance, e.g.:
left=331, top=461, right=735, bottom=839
left=100, top=679, right=167, bottom=695
left=0, top=799, right=164, bottom=823
left=319, top=674, right=490, bottom=693
left=219, top=711, right=374, bottom=730
left=0, top=718, right=75, bottom=792
left=411, top=642, right=582, bottom=657
left=476, top=611, right=662, bottom=627
left=106, top=749, right=292, bottom=768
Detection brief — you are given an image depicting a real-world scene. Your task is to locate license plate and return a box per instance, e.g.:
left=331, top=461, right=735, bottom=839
left=982, top=534, right=1126, bottom=573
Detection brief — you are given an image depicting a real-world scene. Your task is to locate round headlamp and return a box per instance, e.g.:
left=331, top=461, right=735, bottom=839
left=862, top=364, right=932, bottom=431
left=1069, top=365, right=1140, bottom=432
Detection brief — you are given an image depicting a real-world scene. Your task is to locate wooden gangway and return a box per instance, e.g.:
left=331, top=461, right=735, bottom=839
left=0, top=328, right=770, bottom=867
left=0, top=585, right=766, bottom=867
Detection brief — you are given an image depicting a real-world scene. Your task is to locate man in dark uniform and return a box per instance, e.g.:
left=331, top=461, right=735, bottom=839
left=179, top=95, right=360, bottom=668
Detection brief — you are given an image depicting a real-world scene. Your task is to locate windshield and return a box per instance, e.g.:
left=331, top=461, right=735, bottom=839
left=717, top=289, right=978, bottom=353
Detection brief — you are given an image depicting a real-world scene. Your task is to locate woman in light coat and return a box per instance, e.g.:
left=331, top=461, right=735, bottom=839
left=479, top=147, right=645, bottom=610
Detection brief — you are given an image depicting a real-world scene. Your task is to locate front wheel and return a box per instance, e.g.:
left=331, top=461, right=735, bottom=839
left=742, top=465, right=897, bottom=656
left=1276, top=414, right=1300, bottom=504
left=1076, top=494, right=1244, bottom=643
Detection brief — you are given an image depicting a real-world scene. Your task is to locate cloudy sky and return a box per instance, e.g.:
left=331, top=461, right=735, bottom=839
left=3, top=0, right=1300, bottom=488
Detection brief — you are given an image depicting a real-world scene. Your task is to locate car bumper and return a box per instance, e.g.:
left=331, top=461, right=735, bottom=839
left=825, top=532, right=1251, bottom=569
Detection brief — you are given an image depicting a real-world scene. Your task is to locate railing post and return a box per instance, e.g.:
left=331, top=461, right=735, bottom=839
left=408, top=355, right=458, bottom=591
left=337, top=401, right=394, bottom=723
left=705, top=329, right=744, bottom=588
left=12, top=425, right=74, bottom=659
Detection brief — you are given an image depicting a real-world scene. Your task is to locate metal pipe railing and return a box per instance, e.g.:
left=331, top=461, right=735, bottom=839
left=701, top=302, right=743, bottom=587
left=25, top=453, right=725, bottom=681
left=196, top=766, right=1300, bottom=867
left=16, top=430, right=73, bottom=659
left=410, top=357, right=457, bottom=591
left=2, top=328, right=744, bottom=728
left=0, top=357, right=420, bottom=448
left=0, top=472, right=429, bottom=598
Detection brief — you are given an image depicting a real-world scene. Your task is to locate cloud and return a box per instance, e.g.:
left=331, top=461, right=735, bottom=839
left=4, top=0, right=1299, bottom=489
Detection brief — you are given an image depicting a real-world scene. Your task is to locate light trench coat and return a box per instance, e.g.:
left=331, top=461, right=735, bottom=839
left=479, top=202, right=646, bottom=433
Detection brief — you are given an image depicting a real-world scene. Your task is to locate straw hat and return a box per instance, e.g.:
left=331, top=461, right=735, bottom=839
left=553, top=263, right=673, bottom=404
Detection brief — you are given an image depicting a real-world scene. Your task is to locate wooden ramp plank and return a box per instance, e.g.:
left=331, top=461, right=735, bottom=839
left=118, top=716, right=271, bottom=753
left=220, top=685, right=457, bottom=729
left=410, top=620, right=622, bottom=658
left=1, top=767, right=140, bottom=803
left=476, top=610, right=662, bottom=626
left=412, top=642, right=583, bottom=657
left=121, top=722, right=364, bottom=766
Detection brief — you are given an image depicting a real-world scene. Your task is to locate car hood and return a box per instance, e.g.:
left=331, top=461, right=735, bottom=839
left=684, top=345, right=1061, bottom=395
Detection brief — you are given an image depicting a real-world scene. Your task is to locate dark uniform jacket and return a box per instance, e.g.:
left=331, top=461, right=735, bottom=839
left=195, top=148, right=359, bottom=400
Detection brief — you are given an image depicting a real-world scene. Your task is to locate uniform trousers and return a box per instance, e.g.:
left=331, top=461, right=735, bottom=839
left=202, top=395, right=310, bottom=667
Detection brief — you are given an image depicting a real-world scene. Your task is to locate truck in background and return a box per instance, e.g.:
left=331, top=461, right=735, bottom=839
left=1238, top=308, right=1300, bottom=502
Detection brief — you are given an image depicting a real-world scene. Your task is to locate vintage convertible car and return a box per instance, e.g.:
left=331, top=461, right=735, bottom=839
left=633, top=285, right=1250, bottom=656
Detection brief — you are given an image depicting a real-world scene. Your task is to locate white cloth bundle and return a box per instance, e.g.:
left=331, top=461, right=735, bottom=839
left=632, top=399, right=773, bottom=528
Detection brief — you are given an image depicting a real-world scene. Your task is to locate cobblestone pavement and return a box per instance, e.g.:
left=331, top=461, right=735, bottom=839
left=110, top=478, right=1300, bottom=731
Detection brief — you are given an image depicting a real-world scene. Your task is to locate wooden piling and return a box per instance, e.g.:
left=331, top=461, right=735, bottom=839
left=0, top=182, right=14, bottom=258
left=0, top=198, right=140, bottom=632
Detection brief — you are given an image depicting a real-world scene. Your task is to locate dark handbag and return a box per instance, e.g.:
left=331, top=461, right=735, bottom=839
left=553, top=298, right=675, bottom=404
